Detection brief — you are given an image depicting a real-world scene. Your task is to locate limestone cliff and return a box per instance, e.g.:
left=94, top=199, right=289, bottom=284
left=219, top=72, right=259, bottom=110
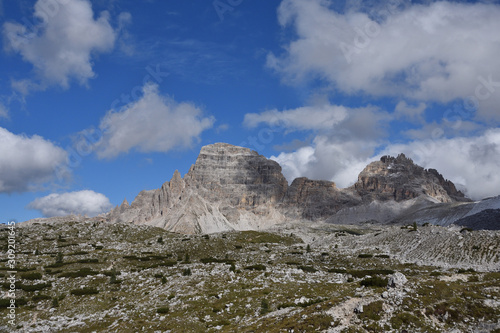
left=353, top=154, right=469, bottom=203
left=106, top=144, right=471, bottom=233
left=107, top=143, right=289, bottom=233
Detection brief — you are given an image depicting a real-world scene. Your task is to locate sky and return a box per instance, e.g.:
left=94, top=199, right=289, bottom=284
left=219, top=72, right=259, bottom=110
left=1, top=0, right=500, bottom=223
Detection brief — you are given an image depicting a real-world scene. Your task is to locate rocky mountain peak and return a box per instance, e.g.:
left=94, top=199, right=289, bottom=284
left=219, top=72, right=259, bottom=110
left=185, top=142, right=288, bottom=206
left=105, top=144, right=471, bottom=233
left=120, top=198, right=129, bottom=207
left=354, top=154, right=469, bottom=203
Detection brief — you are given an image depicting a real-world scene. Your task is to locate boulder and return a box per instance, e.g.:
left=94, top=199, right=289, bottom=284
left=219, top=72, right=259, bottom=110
left=387, top=272, right=408, bottom=288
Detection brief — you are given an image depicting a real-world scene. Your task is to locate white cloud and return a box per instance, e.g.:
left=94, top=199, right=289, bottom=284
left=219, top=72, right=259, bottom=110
left=3, top=0, right=117, bottom=89
left=96, top=83, right=215, bottom=159
left=394, top=101, right=426, bottom=124
left=244, top=104, right=348, bottom=131
left=274, top=127, right=500, bottom=200
left=28, top=190, right=113, bottom=217
left=0, top=127, right=67, bottom=193
left=257, top=103, right=389, bottom=187
left=0, top=103, right=8, bottom=119
left=269, top=0, right=500, bottom=121
left=272, top=134, right=379, bottom=188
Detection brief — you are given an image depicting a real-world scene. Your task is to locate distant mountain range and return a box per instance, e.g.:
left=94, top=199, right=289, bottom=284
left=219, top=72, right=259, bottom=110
left=25, top=143, right=500, bottom=233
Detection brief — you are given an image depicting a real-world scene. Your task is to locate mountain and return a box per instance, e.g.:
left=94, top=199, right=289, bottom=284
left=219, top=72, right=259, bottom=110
left=107, top=143, right=289, bottom=233
left=105, top=143, right=486, bottom=233
left=353, top=154, right=468, bottom=203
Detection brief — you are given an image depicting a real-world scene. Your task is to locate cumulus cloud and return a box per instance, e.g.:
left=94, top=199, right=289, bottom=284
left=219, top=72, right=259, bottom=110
left=244, top=104, right=348, bottom=131
left=28, top=190, right=113, bottom=217
left=0, top=127, right=67, bottom=193
left=394, top=101, right=426, bottom=124
left=96, top=83, right=214, bottom=159
left=273, top=128, right=500, bottom=200
left=269, top=0, right=500, bottom=121
left=3, top=0, right=117, bottom=89
left=247, top=103, right=390, bottom=187
left=272, top=135, right=377, bottom=188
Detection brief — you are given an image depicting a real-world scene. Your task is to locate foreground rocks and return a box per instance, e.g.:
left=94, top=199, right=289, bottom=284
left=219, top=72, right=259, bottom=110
left=2, top=221, right=499, bottom=332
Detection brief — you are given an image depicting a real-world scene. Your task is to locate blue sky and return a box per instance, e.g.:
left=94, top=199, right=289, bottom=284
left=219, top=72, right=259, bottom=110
left=1, top=0, right=500, bottom=223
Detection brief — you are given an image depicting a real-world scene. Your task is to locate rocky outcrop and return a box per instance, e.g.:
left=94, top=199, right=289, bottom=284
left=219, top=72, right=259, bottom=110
left=353, top=154, right=469, bottom=203
left=104, top=144, right=476, bottom=234
left=184, top=143, right=288, bottom=207
left=107, top=143, right=290, bottom=233
left=285, top=178, right=360, bottom=219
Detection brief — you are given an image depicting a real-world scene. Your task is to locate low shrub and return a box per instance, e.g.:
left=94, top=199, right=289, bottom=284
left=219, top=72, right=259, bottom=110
left=77, top=259, right=99, bottom=264
left=59, top=268, right=99, bottom=278
left=298, top=265, right=317, bottom=273
left=0, top=298, right=27, bottom=307
left=103, top=270, right=121, bottom=277
left=70, top=287, right=99, bottom=296
left=244, top=264, right=266, bottom=271
left=200, top=257, right=235, bottom=265
left=375, top=254, right=390, bottom=259
left=157, top=306, right=170, bottom=314
left=260, top=299, right=270, bottom=315
left=20, top=282, right=52, bottom=292
left=32, top=294, right=52, bottom=302
left=360, top=277, right=388, bottom=288
left=20, top=272, right=42, bottom=280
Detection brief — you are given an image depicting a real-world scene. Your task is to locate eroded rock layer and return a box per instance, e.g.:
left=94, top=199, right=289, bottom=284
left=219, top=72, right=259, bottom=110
left=106, top=144, right=472, bottom=234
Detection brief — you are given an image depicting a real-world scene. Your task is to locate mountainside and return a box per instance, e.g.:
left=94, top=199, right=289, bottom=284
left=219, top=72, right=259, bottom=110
left=107, top=143, right=290, bottom=234
left=454, top=209, right=500, bottom=230
left=353, top=154, right=468, bottom=203
left=104, top=143, right=482, bottom=233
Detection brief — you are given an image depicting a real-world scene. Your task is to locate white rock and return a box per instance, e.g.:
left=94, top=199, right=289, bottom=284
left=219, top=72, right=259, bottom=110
left=388, top=272, right=408, bottom=288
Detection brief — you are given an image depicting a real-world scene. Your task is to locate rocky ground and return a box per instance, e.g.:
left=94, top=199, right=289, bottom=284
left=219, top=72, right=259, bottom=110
left=1, top=221, right=500, bottom=332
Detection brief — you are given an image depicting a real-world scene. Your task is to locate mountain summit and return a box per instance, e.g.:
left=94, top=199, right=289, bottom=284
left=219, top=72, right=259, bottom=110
left=106, top=143, right=473, bottom=233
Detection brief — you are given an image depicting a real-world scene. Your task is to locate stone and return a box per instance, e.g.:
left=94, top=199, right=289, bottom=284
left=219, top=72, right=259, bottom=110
left=354, top=304, right=363, bottom=313
left=387, top=272, right=408, bottom=288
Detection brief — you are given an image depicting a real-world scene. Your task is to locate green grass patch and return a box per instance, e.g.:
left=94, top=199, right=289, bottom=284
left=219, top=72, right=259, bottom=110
left=359, top=300, right=384, bottom=321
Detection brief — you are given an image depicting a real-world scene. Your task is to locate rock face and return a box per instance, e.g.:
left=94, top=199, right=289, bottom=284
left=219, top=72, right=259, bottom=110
left=285, top=178, right=360, bottom=220
left=185, top=143, right=288, bottom=207
left=107, top=143, right=289, bottom=234
left=106, top=143, right=474, bottom=234
left=353, top=154, right=469, bottom=203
